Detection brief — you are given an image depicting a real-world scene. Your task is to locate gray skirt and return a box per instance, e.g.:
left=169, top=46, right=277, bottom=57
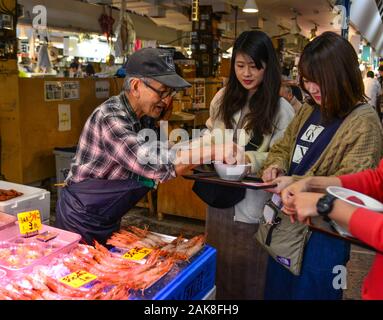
left=206, top=206, right=269, bottom=300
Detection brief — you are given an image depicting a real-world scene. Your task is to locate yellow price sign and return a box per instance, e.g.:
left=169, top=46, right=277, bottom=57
left=17, top=210, right=42, bottom=235
left=59, top=270, right=98, bottom=288
left=123, top=247, right=153, bottom=260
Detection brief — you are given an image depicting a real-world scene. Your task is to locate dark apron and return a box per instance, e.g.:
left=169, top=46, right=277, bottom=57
left=55, top=179, right=150, bottom=245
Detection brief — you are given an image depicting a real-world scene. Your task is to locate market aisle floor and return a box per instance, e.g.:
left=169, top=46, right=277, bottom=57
left=49, top=187, right=373, bottom=300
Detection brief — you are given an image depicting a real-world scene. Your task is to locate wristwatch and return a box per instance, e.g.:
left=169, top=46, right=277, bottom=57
left=316, top=194, right=337, bottom=216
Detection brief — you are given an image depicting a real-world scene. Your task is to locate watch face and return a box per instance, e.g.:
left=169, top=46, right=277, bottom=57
left=321, top=203, right=330, bottom=212
left=317, top=195, right=335, bottom=215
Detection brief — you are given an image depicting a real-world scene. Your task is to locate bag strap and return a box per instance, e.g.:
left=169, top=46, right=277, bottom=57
left=263, top=199, right=282, bottom=246
left=265, top=216, right=281, bottom=246
left=233, top=107, right=263, bottom=152
left=245, top=131, right=263, bottom=152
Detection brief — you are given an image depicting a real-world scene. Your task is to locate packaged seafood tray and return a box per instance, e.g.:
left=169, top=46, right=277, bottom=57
left=0, top=181, right=50, bottom=223
left=129, top=245, right=216, bottom=300
left=0, top=212, right=17, bottom=231
left=0, top=224, right=81, bottom=278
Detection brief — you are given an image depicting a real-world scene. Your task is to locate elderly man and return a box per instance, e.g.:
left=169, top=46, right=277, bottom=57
left=279, top=84, right=302, bottom=113
left=55, top=48, right=239, bottom=244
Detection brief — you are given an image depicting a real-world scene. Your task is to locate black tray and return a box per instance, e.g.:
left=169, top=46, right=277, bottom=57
left=308, top=223, right=377, bottom=252
left=187, top=168, right=377, bottom=252
left=182, top=172, right=277, bottom=190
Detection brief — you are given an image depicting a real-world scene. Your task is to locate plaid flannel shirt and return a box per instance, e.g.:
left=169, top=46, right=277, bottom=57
left=66, top=93, right=177, bottom=185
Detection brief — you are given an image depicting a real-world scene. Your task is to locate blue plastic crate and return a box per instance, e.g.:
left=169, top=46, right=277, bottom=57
left=130, top=245, right=216, bottom=300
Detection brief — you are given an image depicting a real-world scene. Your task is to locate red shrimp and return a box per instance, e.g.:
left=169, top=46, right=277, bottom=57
left=172, top=235, right=205, bottom=261
left=128, top=225, right=149, bottom=238
left=130, top=258, right=175, bottom=290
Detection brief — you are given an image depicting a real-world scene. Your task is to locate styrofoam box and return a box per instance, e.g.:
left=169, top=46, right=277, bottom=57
left=0, top=181, right=50, bottom=223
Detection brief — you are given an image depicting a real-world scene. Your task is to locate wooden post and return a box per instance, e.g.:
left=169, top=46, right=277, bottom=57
left=0, top=0, right=22, bottom=182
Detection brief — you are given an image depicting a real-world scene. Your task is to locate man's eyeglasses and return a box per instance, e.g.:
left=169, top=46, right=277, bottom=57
left=142, top=80, right=177, bottom=99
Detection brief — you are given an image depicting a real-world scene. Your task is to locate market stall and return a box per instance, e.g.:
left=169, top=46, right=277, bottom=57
left=0, top=211, right=215, bottom=300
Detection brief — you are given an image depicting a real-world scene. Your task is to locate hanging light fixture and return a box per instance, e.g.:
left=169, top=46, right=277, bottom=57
left=243, top=0, right=259, bottom=13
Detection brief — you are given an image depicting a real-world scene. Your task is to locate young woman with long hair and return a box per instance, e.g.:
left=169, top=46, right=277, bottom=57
left=201, top=30, right=295, bottom=299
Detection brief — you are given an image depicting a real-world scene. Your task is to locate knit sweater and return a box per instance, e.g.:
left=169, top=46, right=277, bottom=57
left=262, top=103, right=383, bottom=178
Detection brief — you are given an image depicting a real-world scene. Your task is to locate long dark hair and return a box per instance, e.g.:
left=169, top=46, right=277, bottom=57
left=299, top=31, right=367, bottom=120
left=218, top=31, right=281, bottom=136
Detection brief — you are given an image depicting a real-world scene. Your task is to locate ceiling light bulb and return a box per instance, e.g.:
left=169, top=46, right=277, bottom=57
left=243, top=0, right=259, bottom=13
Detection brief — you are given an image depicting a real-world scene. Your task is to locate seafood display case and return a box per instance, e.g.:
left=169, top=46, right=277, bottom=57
left=0, top=224, right=216, bottom=300
left=108, top=230, right=216, bottom=300
left=130, top=245, right=216, bottom=300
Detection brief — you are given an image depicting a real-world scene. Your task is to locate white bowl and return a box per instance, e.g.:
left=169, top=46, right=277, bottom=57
left=213, top=161, right=251, bottom=181
left=326, top=186, right=383, bottom=212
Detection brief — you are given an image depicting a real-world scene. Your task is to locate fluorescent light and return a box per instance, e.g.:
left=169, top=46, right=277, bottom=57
left=243, top=0, right=258, bottom=13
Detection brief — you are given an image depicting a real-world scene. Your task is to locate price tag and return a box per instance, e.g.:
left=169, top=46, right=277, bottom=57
left=122, top=247, right=153, bottom=260
left=17, top=210, right=42, bottom=236
left=59, top=270, right=98, bottom=288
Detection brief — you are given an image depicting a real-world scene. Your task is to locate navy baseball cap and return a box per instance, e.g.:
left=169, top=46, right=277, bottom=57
left=125, top=48, right=191, bottom=89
